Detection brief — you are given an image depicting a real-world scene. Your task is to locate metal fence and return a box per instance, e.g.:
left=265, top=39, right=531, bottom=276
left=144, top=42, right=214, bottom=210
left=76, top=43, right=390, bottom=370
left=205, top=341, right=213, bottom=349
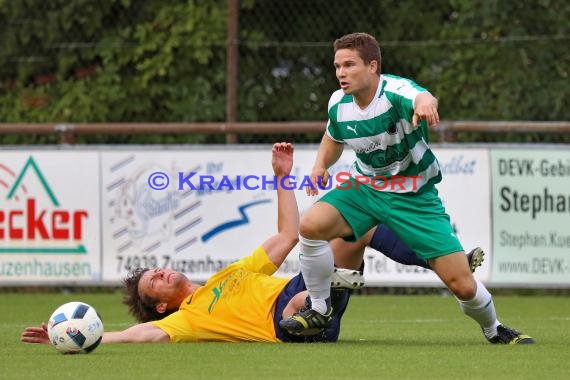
left=1, top=121, right=570, bottom=145
left=1, top=1, right=568, bottom=144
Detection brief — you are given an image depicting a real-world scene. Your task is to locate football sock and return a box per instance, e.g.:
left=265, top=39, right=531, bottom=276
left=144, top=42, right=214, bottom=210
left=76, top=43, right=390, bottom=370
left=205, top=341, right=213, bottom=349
left=299, top=235, right=334, bottom=315
left=369, top=224, right=430, bottom=269
left=457, top=278, right=501, bottom=337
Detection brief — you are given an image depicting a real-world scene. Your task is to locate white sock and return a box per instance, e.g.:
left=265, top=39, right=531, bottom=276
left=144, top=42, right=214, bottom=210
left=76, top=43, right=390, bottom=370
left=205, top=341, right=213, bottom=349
left=299, top=235, right=334, bottom=314
left=457, top=278, right=501, bottom=338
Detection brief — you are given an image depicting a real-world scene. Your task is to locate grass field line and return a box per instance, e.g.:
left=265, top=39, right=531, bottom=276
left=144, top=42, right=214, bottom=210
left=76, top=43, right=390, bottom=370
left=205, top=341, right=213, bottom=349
left=363, top=318, right=459, bottom=324
left=6, top=315, right=570, bottom=330
left=352, top=316, right=570, bottom=324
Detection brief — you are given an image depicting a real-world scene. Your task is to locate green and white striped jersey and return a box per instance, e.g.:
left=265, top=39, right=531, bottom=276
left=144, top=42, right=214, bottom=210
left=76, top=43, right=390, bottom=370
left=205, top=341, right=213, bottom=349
left=326, top=74, right=442, bottom=193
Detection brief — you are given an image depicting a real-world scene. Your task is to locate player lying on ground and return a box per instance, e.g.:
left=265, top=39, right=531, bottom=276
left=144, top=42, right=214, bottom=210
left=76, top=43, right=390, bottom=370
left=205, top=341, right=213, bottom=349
left=21, top=142, right=483, bottom=344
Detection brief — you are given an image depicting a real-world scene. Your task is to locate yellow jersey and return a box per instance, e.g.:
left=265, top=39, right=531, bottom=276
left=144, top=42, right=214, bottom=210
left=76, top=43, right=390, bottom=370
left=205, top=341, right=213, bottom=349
left=152, top=246, right=289, bottom=342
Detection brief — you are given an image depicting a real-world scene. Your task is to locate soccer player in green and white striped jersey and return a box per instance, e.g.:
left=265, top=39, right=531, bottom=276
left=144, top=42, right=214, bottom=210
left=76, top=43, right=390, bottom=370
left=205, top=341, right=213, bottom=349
left=326, top=73, right=441, bottom=193
left=280, top=32, right=533, bottom=345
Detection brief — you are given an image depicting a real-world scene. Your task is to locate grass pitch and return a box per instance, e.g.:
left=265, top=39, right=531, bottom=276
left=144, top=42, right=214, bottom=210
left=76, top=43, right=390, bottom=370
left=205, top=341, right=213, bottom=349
left=1, top=292, right=569, bottom=380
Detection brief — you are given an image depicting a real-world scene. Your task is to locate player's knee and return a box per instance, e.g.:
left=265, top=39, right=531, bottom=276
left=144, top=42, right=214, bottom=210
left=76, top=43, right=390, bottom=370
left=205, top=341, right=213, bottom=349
left=447, top=276, right=477, bottom=300
left=299, top=215, right=325, bottom=239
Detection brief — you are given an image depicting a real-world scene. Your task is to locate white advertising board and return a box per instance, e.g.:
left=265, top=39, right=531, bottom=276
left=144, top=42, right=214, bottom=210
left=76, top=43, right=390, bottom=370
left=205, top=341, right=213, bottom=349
left=0, top=152, right=101, bottom=284
left=490, top=149, right=570, bottom=286
left=100, top=147, right=491, bottom=286
left=2, top=145, right=566, bottom=287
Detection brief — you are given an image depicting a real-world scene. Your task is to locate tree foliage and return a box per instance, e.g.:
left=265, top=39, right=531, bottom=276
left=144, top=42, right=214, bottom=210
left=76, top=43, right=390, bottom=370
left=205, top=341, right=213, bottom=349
left=0, top=0, right=227, bottom=126
left=0, top=0, right=568, bottom=143
left=238, top=0, right=569, bottom=122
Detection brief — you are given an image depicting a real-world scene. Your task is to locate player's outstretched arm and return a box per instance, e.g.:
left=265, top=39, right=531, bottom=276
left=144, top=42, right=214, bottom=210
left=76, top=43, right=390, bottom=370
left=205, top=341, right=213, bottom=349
left=102, top=322, right=169, bottom=343
left=261, top=142, right=299, bottom=268
left=20, top=323, right=50, bottom=345
left=307, top=134, right=344, bottom=196
left=413, top=92, right=439, bottom=127
left=21, top=321, right=169, bottom=345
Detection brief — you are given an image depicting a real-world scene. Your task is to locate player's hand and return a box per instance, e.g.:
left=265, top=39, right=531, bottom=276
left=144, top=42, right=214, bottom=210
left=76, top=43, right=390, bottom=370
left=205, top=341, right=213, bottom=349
left=413, top=92, right=439, bottom=127
left=306, top=167, right=330, bottom=196
left=272, top=142, right=294, bottom=177
left=21, top=322, right=50, bottom=345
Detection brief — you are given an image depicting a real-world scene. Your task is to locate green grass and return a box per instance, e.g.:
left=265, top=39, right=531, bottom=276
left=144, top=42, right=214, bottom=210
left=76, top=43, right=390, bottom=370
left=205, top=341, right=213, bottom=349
left=1, top=292, right=569, bottom=380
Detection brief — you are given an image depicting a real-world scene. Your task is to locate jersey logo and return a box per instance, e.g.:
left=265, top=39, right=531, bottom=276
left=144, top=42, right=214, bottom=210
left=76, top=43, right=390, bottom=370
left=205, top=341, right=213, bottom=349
left=346, top=125, right=358, bottom=136
left=208, top=277, right=229, bottom=313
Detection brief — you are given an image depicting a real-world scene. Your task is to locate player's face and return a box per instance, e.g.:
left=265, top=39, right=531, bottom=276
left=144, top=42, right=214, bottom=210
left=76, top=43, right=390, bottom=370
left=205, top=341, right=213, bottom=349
left=334, top=48, right=377, bottom=97
left=138, top=268, right=189, bottom=309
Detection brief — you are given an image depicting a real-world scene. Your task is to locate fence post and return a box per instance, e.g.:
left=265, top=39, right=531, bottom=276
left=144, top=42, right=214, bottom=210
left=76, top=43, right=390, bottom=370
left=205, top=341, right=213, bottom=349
left=436, top=122, right=457, bottom=143
left=226, top=0, right=239, bottom=144
left=55, top=124, right=75, bottom=144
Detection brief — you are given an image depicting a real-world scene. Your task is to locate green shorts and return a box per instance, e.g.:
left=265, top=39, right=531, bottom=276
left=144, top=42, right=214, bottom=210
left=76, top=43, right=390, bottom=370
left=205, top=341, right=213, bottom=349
left=320, top=178, right=463, bottom=260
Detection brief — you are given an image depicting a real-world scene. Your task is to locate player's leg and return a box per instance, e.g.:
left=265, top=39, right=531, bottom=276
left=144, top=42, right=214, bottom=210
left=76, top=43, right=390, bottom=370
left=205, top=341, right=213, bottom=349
left=275, top=273, right=352, bottom=342
left=330, top=229, right=371, bottom=270
left=331, top=224, right=484, bottom=274
left=330, top=225, right=426, bottom=270
left=429, top=254, right=533, bottom=344
left=298, top=201, right=350, bottom=313
left=389, top=187, right=533, bottom=344
left=369, top=225, right=486, bottom=272
left=301, top=288, right=351, bottom=342
left=278, top=202, right=348, bottom=335
left=368, top=224, right=430, bottom=268
left=280, top=184, right=378, bottom=336
left=281, top=291, right=308, bottom=319
left=274, top=274, right=321, bottom=342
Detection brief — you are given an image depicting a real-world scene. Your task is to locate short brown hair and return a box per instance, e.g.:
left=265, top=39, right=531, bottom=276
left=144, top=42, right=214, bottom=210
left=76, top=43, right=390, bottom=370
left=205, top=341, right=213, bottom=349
left=122, top=268, right=174, bottom=323
left=333, top=32, right=381, bottom=74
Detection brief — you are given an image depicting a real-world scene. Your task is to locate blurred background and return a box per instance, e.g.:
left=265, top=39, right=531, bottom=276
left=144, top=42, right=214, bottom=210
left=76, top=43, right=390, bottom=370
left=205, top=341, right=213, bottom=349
left=0, top=0, right=568, bottom=144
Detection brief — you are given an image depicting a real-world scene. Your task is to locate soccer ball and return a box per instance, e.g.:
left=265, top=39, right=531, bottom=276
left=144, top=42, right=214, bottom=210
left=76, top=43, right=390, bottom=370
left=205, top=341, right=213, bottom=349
left=47, top=302, right=104, bottom=354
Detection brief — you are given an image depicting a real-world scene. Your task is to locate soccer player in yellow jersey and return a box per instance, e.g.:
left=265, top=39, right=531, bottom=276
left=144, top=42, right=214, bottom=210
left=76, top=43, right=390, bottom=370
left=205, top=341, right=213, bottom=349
left=21, top=143, right=352, bottom=344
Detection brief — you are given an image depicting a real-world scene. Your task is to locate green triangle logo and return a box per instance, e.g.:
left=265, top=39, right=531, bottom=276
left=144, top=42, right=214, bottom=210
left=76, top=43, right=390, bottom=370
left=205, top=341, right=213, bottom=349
left=6, top=156, right=59, bottom=206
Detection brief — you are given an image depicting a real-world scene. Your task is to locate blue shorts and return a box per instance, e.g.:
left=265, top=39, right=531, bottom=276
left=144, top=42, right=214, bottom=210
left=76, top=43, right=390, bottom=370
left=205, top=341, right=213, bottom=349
left=273, top=273, right=351, bottom=343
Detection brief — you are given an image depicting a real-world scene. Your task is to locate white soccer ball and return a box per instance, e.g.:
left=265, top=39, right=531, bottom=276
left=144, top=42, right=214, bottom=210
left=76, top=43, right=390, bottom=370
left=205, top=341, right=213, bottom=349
left=47, top=302, right=104, bottom=354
